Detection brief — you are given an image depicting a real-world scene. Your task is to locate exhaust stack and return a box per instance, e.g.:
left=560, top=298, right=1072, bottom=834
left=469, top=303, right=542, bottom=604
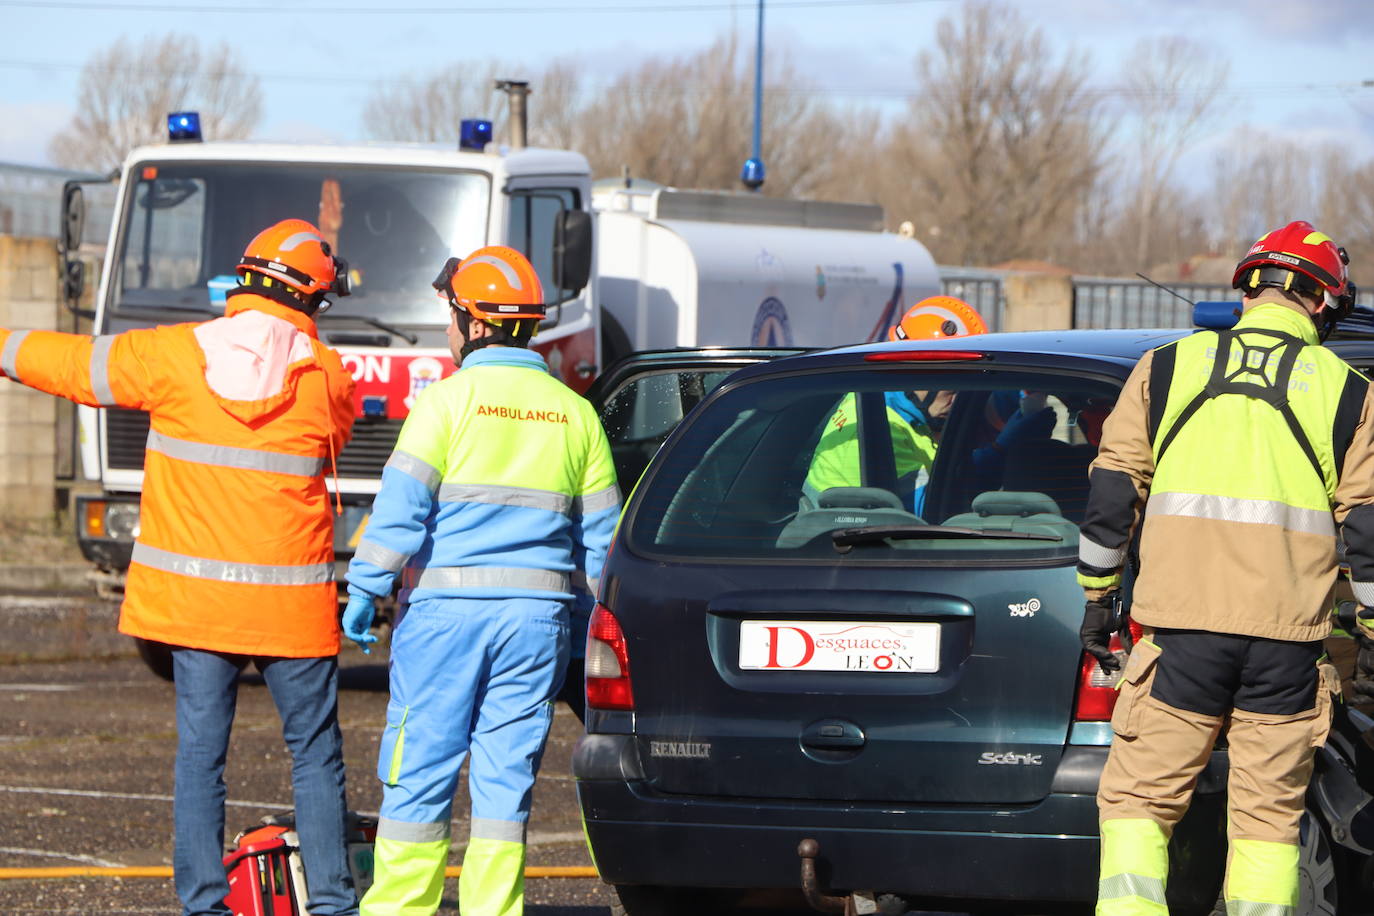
left=495, top=79, right=530, bottom=150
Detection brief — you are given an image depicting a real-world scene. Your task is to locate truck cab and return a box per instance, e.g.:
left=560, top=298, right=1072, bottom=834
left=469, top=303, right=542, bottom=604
left=69, top=136, right=595, bottom=592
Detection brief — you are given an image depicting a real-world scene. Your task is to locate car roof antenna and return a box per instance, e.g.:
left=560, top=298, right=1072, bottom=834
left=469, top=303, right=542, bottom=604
left=1135, top=272, right=1196, bottom=308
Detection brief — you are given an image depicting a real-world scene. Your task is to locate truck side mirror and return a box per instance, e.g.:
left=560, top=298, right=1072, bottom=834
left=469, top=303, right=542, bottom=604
left=554, top=208, right=592, bottom=296
left=61, top=183, right=85, bottom=254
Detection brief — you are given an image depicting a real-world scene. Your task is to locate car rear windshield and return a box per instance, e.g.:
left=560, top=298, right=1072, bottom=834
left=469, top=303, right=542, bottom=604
left=625, top=365, right=1120, bottom=564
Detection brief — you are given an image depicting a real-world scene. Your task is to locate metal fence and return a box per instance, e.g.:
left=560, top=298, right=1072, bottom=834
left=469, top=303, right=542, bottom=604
left=939, top=267, right=1007, bottom=331
left=1074, top=276, right=1374, bottom=329
left=0, top=161, right=114, bottom=243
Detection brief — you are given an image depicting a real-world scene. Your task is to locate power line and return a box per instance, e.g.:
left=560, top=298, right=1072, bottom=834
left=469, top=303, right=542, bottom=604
left=0, top=0, right=946, bottom=13
left=0, top=58, right=1360, bottom=102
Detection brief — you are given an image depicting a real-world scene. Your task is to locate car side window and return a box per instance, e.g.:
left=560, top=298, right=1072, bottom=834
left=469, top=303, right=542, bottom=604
left=598, top=369, right=734, bottom=490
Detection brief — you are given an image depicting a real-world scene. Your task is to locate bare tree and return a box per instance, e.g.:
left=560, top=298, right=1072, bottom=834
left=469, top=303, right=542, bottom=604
left=1119, top=36, right=1229, bottom=269
left=362, top=61, right=506, bottom=145
left=49, top=34, right=261, bottom=173
left=872, top=1, right=1108, bottom=266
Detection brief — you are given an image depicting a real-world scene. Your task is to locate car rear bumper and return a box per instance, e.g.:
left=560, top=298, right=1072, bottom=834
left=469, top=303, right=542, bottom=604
left=575, top=735, right=1228, bottom=903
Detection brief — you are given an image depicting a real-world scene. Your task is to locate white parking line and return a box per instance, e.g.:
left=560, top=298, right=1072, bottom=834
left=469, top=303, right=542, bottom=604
left=0, top=685, right=79, bottom=692
left=0, top=784, right=287, bottom=811
left=0, top=786, right=587, bottom=848
left=0, top=846, right=125, bottom=868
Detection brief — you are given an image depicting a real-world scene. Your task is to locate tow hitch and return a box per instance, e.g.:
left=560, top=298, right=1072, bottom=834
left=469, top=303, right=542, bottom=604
left=798, top=838, right=904, bottom=915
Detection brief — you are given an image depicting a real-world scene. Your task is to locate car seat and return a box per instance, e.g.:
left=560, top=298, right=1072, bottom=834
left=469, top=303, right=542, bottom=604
left=943, top=491, right=1078, bottom=543
left=776, top=487, right=923, bottom=549
left=1000, top=439, right=1097, bottom=524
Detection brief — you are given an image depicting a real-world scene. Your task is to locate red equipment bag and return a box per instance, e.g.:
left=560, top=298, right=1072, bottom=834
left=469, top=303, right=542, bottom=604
left=223, top=812, right=378, bottom=916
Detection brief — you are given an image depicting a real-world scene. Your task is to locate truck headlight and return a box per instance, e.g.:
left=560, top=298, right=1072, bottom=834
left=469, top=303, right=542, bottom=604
left=81, top=499, right=140, bottom=541
left=106, top=504, right=141, bottom=540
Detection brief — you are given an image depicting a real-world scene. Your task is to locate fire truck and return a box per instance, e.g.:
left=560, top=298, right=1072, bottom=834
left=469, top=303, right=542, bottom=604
left=56, top=89, right=941, bottom=634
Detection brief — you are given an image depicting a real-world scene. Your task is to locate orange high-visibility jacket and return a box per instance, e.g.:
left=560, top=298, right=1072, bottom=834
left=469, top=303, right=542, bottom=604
left=0, top=294, right=355, bottom=657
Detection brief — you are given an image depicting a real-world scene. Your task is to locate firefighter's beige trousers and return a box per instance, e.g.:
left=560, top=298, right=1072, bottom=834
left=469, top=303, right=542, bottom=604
left=1095, top=635, right=1340, bottom=915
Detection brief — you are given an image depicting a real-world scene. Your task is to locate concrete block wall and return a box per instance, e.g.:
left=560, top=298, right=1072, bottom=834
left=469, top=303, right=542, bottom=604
left=0, top=236, right=60, bottom=523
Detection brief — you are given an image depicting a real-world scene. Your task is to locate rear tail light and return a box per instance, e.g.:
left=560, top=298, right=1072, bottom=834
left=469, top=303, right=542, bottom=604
left=586, top=603, right=634, bottom=711
left=1073, top=620, right=1144, bottom=722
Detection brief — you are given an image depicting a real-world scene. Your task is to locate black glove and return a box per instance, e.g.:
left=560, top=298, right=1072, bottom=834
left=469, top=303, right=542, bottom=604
left=1354, top=607, right=1374, bottom=704
left=1080, top=590, right=1124, bottom=675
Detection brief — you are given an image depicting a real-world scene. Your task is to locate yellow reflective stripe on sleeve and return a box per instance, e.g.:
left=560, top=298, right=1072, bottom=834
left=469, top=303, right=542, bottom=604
left=1078, top=572, right=1122, bottom=589
left=436, top=483, right=572, bottom=514
left=401, top=566, right=570, bottom=593
left=1226, top=837, right=1299, bottom=910
left=146, top=429, right=326, bottom=476
left=132, top=543, right=335, bottom=585
left=1, top=329, right=30, bottom=380
left=1147, top=492, right=1334, bottom=537
left=365, top=835, right=449, bottom=916
left=90, top=335, right=117, bottom=407
left=458, top=836, right=525, bottom=916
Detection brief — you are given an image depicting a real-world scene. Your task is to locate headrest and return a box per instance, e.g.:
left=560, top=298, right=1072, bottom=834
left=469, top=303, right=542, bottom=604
left=971, top=491, right=1061, bottom=518
left=816, top=487, right=905, bottom=511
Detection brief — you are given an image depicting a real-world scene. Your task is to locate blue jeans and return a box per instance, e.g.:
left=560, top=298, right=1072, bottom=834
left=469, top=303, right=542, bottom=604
left=172, top=648, right=358, bottom=916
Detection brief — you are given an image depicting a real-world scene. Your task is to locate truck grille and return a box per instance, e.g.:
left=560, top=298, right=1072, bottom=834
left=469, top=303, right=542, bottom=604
left=107, top=408, right=150, bottom=470
left=103, top=409, right=401, bottom=480
left=337, top=419, right=402, bottom=479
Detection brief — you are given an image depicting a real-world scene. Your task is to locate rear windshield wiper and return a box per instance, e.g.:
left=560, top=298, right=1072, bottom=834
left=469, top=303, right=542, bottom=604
left=832, top=525, right=1064, bottom=550
left=316, top=313, right=419, bottom=345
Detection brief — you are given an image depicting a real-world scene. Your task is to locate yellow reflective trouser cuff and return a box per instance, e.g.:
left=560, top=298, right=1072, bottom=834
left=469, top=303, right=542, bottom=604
left=1098, top=818, right=1168, bottom=915
left=459, top=836, right=526, bottom=916
left=360, top=836, right=449, bottom=916
left=1226, top=837, right=1298, bottom=914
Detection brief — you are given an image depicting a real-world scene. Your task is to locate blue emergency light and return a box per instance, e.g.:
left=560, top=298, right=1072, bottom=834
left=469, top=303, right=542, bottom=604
left=460, top=119, right=493, bottom=151
left=1193, top=300, right=1242, bottom=330
left=167, top=111, right=202, bottom=143
left=740, top=156, right=766, bottom=191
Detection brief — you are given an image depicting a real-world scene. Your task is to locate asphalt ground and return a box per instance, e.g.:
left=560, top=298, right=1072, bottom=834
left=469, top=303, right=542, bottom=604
left=0, top=587, right=622, bottom=915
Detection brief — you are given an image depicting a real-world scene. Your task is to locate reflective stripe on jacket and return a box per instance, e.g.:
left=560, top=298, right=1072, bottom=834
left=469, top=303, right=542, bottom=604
left=346, top=347, right=619, bottom=626
left=0, top=294, right=356, bottom=656
left=1077, top=300, right=1374, bottom=641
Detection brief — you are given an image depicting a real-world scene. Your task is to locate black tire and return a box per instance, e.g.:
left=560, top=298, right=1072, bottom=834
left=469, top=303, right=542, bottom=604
left=134, top=637, right=175, bottom=681
left=1297, top=809, right=1340, bottom=916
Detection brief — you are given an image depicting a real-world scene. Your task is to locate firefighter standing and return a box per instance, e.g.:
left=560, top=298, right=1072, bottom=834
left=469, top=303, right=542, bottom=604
left=1078, top=221, right=1374, bottom=914
left=0, top=219, right=359, bottom=916
left=342, top=246, right=618, bottom=916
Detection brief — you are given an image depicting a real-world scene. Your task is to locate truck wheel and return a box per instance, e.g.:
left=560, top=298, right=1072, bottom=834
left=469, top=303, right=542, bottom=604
left=134, top=637, right=175, bottom=681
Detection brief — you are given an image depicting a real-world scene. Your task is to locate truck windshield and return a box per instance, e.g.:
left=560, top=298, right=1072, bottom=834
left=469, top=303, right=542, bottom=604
left=113, top=161, right=490, bottom=326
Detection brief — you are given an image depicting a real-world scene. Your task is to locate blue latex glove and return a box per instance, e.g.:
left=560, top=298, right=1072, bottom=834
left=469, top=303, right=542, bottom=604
left=995, top=405, right=1056, bottom=450
left=342, top=593, right=378, bottom=654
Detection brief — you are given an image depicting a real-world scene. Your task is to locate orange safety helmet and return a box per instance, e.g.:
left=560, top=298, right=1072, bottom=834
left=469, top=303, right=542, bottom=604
left=432, top=246, right=546, bottom=323
left=888, top=296, right=988, bottom=342
left=237, top=219, right=348, bottom=300
left=1232, top=220, right=1349, bottom=308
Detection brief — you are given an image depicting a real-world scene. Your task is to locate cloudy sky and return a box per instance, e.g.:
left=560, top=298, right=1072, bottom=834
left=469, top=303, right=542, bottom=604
left=2, top=0, right=1373, bottom=171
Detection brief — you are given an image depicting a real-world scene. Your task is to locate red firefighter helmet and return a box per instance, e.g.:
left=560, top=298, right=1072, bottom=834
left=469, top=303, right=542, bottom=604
left=237, top=219, right=343, bottom=298
left=1232, top=220, right=1349, bottom=306
left=889, top=296, right=988, bottom=342
left=433, top=246, right=546, bottom=322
